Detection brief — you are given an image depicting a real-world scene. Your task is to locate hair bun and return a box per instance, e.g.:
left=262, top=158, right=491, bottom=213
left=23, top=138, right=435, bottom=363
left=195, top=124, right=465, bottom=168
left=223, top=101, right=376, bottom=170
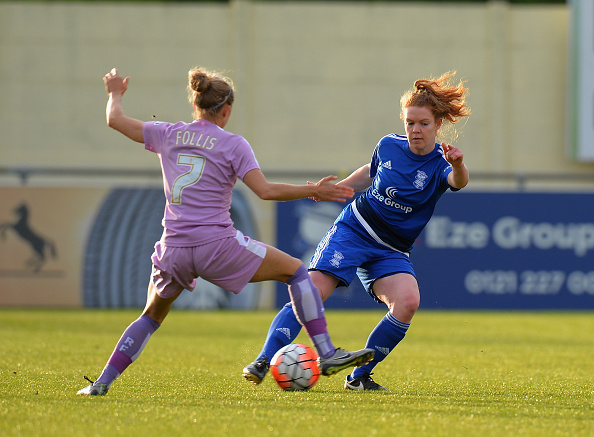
left=187, top=66, right=235, bottom=115
left=189, top=70, right=210, bottom=93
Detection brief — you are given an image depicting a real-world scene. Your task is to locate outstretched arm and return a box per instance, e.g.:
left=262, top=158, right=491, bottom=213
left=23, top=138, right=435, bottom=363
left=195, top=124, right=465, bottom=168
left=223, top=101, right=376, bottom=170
left=306, top=164, right=372, bottom=202
left=336, top=164, right=373, bottom=192
left=103, top=68, right=144, bottom=143
left=242, top=169, right=355, bottom=203
left=442, top=142, right=469, bottom=189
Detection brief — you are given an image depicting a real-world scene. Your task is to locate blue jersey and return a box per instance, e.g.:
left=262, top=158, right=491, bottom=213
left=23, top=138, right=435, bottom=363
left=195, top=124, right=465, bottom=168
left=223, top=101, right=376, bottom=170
left=341, top=134, right=455, bottom=252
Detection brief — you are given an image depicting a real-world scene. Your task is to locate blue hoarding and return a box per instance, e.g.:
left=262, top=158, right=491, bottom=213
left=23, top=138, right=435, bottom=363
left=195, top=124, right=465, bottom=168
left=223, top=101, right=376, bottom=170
left=276, top=192, right=594, bottom=310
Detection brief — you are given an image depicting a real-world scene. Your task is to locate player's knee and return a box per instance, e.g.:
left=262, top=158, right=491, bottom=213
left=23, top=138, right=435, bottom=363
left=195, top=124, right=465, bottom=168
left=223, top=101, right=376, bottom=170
left=385, top=289, right=419, bottom=319
left=401, top=292, right=420, bottom=315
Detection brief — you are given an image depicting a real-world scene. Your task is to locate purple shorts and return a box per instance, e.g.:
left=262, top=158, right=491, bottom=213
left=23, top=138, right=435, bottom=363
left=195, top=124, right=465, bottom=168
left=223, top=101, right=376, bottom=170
left=150, top=230, right=267, bottom=299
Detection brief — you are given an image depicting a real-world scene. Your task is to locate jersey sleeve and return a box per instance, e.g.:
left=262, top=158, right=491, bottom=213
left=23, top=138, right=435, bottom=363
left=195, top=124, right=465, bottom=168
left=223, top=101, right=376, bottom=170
left=369, top=141, right=382, bottom=178
left=440, top=161, right=461, bottom=192
left=143, top=121, right=171, bottom=153
left=435, top=143, right=461, bottom=192
left=233, top=137, right=260, bottom=180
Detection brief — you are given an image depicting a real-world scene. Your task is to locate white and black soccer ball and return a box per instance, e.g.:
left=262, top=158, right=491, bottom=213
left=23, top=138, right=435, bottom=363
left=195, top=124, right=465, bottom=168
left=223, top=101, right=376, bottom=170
left=270, top=343, right=320, bottom=391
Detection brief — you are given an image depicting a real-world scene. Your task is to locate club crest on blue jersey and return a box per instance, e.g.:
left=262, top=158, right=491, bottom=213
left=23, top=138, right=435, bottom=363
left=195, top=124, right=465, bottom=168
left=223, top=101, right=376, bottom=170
left=413, top=170, right=428, bottom=189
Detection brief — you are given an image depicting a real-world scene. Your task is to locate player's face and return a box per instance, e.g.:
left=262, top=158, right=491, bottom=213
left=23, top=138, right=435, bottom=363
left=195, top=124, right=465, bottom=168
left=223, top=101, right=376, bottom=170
left=404, top=105, right=442, bottom=155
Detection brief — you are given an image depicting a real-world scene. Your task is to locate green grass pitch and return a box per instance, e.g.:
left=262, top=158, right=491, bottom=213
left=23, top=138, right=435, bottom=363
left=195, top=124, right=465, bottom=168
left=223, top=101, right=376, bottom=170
left=1, top=309, right=592, bottom=436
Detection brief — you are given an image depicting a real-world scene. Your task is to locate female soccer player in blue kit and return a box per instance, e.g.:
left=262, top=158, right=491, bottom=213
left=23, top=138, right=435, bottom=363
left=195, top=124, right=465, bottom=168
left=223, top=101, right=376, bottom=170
left=243, top=71, right=471, bottom=390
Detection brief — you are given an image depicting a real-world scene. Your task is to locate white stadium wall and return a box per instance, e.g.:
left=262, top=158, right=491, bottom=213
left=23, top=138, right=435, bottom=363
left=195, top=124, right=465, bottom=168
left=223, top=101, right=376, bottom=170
left=0, top=1, right=589, bottom=178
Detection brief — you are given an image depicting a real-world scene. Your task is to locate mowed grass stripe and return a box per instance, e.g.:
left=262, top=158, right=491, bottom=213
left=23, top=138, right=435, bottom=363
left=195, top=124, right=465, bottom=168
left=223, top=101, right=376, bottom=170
left=1, top=309, right=592, bottom=437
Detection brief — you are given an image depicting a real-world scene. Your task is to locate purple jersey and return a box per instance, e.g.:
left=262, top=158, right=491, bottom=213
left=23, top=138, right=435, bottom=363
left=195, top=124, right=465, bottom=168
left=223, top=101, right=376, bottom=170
left=143, top=119, right=260, bottom=247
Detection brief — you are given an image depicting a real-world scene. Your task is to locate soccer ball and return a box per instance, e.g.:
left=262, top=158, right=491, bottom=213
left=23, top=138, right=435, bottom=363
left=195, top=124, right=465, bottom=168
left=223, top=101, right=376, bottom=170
left=270, top=343, right=320, bottom=391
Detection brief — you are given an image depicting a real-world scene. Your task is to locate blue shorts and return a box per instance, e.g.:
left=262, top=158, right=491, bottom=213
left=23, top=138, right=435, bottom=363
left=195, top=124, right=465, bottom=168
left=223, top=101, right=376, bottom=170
left=309, top=221, right=416, bottom=304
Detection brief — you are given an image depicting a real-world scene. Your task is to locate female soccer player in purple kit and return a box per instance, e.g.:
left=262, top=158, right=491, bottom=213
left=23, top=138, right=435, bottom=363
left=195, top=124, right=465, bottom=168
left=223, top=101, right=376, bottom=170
left=77, top=67, right=374, bottom=396
left=243, top=71, right=471, bottom=391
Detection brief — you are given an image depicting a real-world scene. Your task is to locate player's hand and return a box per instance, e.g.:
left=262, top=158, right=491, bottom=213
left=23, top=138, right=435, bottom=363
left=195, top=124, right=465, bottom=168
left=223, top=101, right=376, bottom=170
left=312, top=175, right=355, bottom=203
left=306, top=180, right=319, bottom=202
left=103, top=68, right=129, bottom=96
left=442, top=142, right=464, bottom=167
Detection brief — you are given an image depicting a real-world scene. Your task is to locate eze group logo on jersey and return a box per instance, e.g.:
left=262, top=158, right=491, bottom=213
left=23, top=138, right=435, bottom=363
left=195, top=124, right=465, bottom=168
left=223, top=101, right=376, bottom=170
left=385, top=187, right=398, bottom=198
left=371, top=188, right=413, bottom=213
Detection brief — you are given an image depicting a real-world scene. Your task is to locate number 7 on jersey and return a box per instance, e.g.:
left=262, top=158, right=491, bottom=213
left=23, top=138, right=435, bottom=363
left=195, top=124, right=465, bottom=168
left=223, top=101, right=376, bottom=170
left=171, top=154, right=206, bottom=204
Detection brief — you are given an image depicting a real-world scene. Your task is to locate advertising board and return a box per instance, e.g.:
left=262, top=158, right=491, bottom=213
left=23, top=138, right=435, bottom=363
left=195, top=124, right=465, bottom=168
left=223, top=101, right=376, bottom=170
left=276, top=192, right=594, bottom=310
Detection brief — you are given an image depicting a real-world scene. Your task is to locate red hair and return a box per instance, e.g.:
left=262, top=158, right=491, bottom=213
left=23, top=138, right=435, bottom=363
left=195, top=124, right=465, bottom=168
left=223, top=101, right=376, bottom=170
left=400, top=71, right=470, bottom=124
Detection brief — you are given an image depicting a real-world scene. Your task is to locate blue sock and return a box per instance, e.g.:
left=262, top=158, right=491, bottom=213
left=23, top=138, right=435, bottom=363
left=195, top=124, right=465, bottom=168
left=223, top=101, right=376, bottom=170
left=257, top=302, right=302, bottom=361
left=350, top=312, right=410, bottom=380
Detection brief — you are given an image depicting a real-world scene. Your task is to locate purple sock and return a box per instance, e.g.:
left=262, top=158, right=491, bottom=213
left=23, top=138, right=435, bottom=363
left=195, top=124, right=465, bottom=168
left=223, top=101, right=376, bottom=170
left=96, top=314, right=161, bottom=387
left=287, top=264, right=335, bottom=359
